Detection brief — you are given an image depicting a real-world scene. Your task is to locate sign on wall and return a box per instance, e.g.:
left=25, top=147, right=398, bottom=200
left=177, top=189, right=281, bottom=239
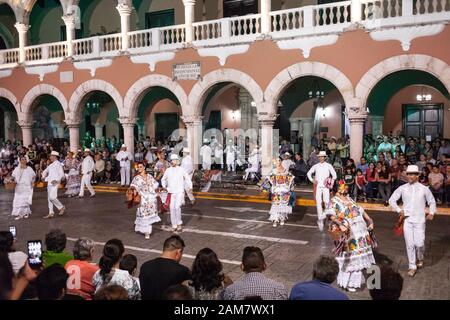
left=172, top=62, right=201, bottom=80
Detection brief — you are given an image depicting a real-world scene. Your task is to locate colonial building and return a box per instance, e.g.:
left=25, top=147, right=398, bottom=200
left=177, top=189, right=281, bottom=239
left=0, top=0, right=449, bottom=174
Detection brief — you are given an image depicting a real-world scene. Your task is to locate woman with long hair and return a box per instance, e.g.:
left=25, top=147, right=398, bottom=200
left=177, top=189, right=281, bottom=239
left=187, top=248, right=232, bottom=300
left=130, top=162, right=160, bottom=239
left=92, top=239, right=140, bottom=299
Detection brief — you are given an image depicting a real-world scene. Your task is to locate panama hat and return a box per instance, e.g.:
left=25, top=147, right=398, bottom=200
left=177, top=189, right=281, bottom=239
left=318, top=151, right=327, bottom=157
left=50, top=151, right=60, bottom=157
left=406, top=165, right=420, bottom=174
left=84, top=148, right=91, bottom=152
left=170, top=154, right=179, bottom=161
left=182, top=148, right=190, bottom=153
left=121, top=144, right=126, bottom=148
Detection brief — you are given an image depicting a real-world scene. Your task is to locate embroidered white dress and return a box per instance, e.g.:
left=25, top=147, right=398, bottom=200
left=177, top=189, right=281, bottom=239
left=266, top=169, right=295, bottom=223
left=326, top=196, right=376, bottom=289
left=130, top=174, right=161, bottom=234
left=11, top=166, right=36, bottom=218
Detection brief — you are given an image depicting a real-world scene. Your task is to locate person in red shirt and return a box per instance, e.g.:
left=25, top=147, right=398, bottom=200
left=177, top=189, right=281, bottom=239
left=354, top=169, right=367, bottom=202
left=65, top=238, right=99, bottom=300
left=365, top=162, right=378, bottom=201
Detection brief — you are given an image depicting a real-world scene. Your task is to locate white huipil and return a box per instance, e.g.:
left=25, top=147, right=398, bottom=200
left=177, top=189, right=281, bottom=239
left=224, top=145, right=236, bottom=171
left=11, top=166, right=36, bottom=218
left=389, top=182, right=436, bottom=270
left=79, top=155, right=95, bottom=197
left=116, top=150, right=132, bottom=186
left=200, top=145, right=212, bottom=170
left=307, top=162, right=337, bottom=221
left=161, top=165, right=193, bottom=229
left=42, top=161, right=65, bottom=214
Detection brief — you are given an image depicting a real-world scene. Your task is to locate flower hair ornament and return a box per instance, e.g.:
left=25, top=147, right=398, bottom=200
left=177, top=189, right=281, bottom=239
left=337, top=179, right=347, bottom=194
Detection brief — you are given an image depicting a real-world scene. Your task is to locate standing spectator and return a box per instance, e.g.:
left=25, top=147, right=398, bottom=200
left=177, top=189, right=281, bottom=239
left=437, top=139, right=450, bottom=159
left=139, top=235, right=191, bottom=300
left=223, top=246, right=288, bottom=300
left=93, top=153, right=105, bottom=184
left=65, top=237, right=99, bottom=299
left=186, top=248, right=233, bottom=300
left=365, top=162, right=378, bottom=201
left=377, top=136, right=392, bottom=156
left=354, top=169, right=367, bottom=201
left=290, top=256, right=348, bottom=300
left=337, top=138, right=349, bottom=165
left=42, top=229, right=74, bottom=268
left=428, top=165, right=444, bottom=204
left=406, top=139, right=420, bottom=164
left=377, top=164, right=392, bottom=206
left=92, top=239, right=140, bottom=300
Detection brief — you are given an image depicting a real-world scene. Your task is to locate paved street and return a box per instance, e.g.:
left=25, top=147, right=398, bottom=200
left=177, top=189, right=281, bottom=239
left=1, top=189, right=449, bottom=300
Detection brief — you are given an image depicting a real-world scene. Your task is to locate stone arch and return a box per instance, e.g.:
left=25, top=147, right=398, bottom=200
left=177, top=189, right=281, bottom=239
left=68, top=79, right=124, bottom=121
left=124, top=74, right=188, bottom=118
left=21, top=84, right=68, bottom=115
left=188, top=69, right=265, bottom=116
left=264, top=61, right=355, bottom=115
left=0, top=87, right=19, bottom=112
left=355, top=54, right=450, bottom=109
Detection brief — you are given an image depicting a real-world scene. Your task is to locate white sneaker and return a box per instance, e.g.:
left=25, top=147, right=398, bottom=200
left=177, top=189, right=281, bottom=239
left=14, top=216, right=22, bottom=221
left=145, top=233, right=150, bottom=239
left=317, top=219, right=324, bottom=232
left=280, top=220, right=285, bottom=226
left=347, top=287, right=357, bottom=292
left=272, top=221, right=278, bottom=227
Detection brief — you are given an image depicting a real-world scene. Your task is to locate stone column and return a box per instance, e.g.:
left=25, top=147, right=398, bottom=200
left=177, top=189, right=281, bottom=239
left=182, top=115, right=203, bottom=167
left=18, top=120, right=33, bottom=147
left=351, top=0, right=362, bottom=22
left=349, top=113, right=367, bottom=161
left=259, top=114, right=278, bottom=176
left=62, top=14, right=76, bottom=57
left=54, top=123, right=66, bottom=138
left=302, top=117, right=314, bottom=160
left=183, top=0, right=196, bottom=43
left=14, top=22, right=29, bottom=63
left=260, top=0, right=272, bottom=34
left=66, top=120, right=81, bottom=153
left=371, top=115, right=384, bottom=137
left=119, top=117, right=137, bottom=159
left=116, top=3, right=133, bottom=51
left=94, top=123, right=104, bottom=140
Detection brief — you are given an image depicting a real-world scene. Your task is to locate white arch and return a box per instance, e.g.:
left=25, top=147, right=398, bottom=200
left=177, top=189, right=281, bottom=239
left=264, top=61, right=355, bottom=115
left=124, top=74, right=188, bottom=118
left=0, top=87, right=19, bottom=112
left=68, top=79, right=124, bottom=120
left=188, top=69, right=264, bottom=116
left=356, top=54, right=450, bottom=109
left=21, top=84, right=69, bottom=115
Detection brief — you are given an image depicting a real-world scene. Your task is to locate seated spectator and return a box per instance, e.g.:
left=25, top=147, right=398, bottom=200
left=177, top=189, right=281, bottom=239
left=93, top=239, right=140, bottom=300
left=43, top=229, right=74, bottom=268
left=223, top=246, right=288, bottom=300
left=186, top=248, right=233, bottom=300
left=119, top=254, right=140, bottom=290
left=139, top=235, right=191, bottom=300
left=65, top=237, right=99, bottom=299
left=36, top=264, right=83, bottom=300
left=354, top=169, right=367, bottom=201
left=94, top=285, right=129, bottom=300
left=419, top=167, right=430, bottom=186
left=343, top=167, right=355, bottom=196
left=93, top=153, right=105, bottom=184
left=426, top=151, right=436, bottom=165
left=290, top=256, right=348, bottom=300
left=428, top=165, right=445, bottom=204
left=369, top=265, right=403, bottom=300
left=0, top=231, right=27, bottom=274
left=356, top=157, right=368, bottom=173
left=415, top=154, right=428, bottom=172
left=163, top=284, right=193, bottom=300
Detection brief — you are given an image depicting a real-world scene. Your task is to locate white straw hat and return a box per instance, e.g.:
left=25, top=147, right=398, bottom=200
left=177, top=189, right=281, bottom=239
left=50, top=151, right=60, bottom=157
left=406, top=165, right=420, bottom=174
left=318, top=151, right=327, bottom=157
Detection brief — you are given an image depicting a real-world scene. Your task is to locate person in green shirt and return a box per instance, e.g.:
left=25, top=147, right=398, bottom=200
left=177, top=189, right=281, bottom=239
left=43, top=229, right=73, bottom=268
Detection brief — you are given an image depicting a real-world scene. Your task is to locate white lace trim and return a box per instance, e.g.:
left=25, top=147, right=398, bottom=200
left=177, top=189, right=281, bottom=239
left=336, top=252, right=376, bottom=273
left=268, top=205, right=292, bottom=222
left=12, top=206, right=32, bottom=217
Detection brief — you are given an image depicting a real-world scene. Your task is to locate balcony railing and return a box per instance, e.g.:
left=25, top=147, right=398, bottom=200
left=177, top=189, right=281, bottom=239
left=0, top=0, right=448, bottom=68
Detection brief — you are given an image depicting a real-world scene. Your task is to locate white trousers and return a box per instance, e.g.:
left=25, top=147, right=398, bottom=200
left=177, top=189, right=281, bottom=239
left=185, top=173, right=195, bottom=202
left=120, top=166, right=130, bottom=186
left=202, top=162, right=211, bottom=171
left=47, top=184, right=63, bottom=214
left=403, top=219, right=426, bottom=270
left=79, top=173, right=95, bottom=196
left=169, top=192, right=184, bottom=228
left=315, top=187, right=330, bottom=221
left=244, top=167, right=259, bottom=180
left=227, top=163, right=235, bottom=172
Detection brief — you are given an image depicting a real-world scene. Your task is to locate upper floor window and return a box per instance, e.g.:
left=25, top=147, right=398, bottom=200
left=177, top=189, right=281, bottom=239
left=145, top=9, right=175, bottom=29
left=223, top=0, right=258, bottom=17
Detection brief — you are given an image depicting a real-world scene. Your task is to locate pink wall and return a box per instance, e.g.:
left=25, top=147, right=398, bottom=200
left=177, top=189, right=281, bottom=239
left=383, top=85, right=450, bottom=138
left=143, top=99, right=184, bottom=137
left=203, top=86, right=241, bottom=130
